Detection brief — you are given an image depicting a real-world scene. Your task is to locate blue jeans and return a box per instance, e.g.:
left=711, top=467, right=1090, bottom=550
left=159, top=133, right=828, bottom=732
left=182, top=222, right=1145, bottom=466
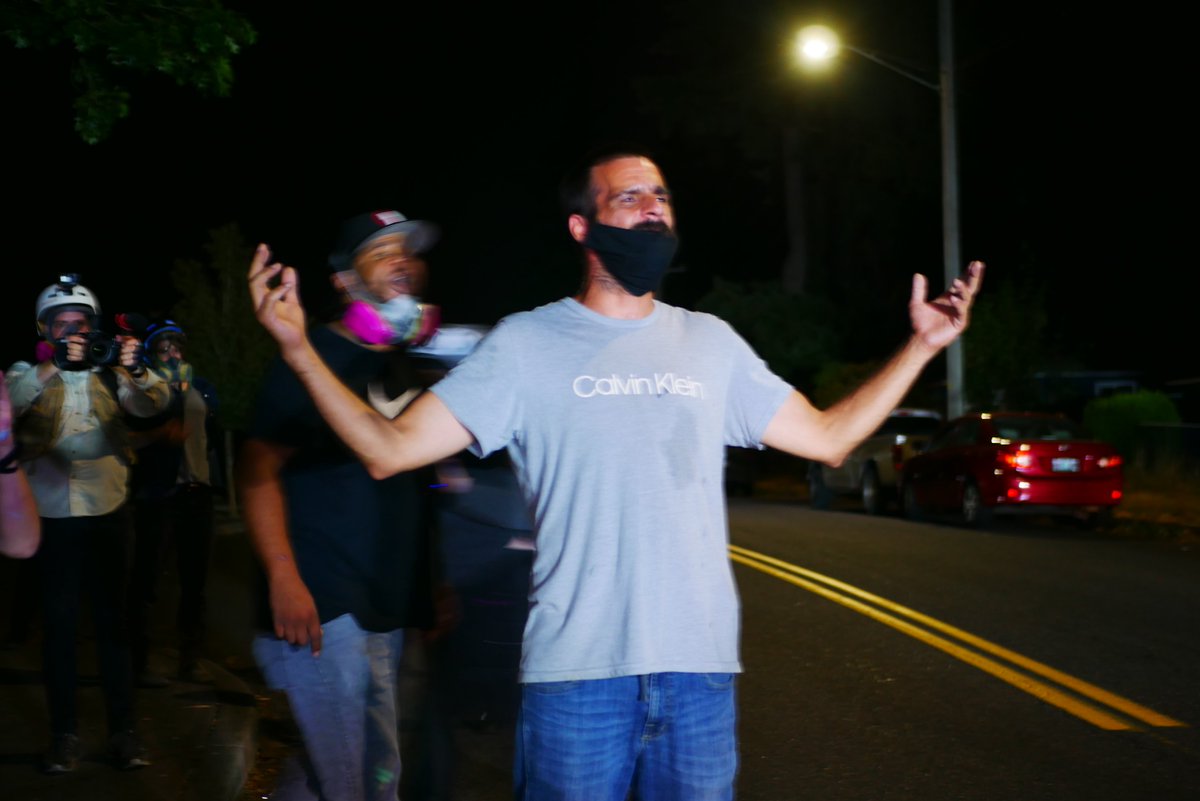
left=252, top=614, right=405, bottom=801
left=515, top=673, right=738, bottom=801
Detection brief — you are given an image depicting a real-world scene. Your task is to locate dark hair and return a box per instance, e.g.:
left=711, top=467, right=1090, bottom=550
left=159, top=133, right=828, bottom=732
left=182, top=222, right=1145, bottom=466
left=558, top=143, right=661, bottom=221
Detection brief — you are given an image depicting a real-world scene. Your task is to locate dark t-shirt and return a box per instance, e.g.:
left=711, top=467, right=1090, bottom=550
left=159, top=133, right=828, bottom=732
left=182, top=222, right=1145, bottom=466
left=248, top=325, right=435, bottom=632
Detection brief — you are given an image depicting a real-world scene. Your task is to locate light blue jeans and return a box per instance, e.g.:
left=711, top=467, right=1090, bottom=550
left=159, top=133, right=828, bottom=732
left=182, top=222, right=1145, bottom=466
left=252, top=614, right=405, bottom=801
left=514, top=672, right=738, bottom=801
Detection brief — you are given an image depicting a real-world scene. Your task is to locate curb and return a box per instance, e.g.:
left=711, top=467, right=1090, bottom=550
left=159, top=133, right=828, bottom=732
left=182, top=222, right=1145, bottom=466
left=175, top=657, right=259, bottom=801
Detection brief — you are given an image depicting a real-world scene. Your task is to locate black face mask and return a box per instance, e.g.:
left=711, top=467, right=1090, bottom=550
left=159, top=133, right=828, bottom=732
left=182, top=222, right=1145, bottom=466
left=583, top=221, right=679, bottom=297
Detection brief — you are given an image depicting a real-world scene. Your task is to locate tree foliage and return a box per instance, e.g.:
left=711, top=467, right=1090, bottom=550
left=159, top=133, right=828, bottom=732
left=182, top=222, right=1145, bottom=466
left=808, top=359, right=944, bottom=414
left=2, top=0, right=256, bottom=143
left=962, top=277, right=1048, bottom=410
left=810, top=360, right=882, bottom=410
left=1083, top=390, right=1181, bottom=465
left=169, top=223, right=276, bottom=433
left=694, top=278, right=842, bottom=388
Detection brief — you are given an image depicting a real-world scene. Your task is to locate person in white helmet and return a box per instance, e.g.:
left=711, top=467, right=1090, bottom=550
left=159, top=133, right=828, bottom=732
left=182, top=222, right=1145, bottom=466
left=4, top=273, right=171, bottom=774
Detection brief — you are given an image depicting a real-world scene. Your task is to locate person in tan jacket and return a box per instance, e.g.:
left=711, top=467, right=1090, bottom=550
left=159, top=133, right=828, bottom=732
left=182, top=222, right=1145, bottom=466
left=5, top=274, right=170, bottom=774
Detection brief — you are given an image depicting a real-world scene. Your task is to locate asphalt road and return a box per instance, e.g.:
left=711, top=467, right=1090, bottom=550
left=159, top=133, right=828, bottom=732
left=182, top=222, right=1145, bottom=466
left=195, top=498, right=1200, bottom=800
left=729, top=499, right=1200, bottom=801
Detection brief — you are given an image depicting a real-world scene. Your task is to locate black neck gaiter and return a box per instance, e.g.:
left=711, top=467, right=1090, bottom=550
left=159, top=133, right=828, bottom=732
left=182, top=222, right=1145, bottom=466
left=583, top=221, right=679, bottom=297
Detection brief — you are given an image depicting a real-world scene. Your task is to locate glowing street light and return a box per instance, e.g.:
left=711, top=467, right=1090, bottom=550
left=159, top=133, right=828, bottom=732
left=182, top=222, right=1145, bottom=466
left=797, top=25, right=839, bottom=62
left=795, top=25, right=939, bottom=92
left=795, top=3, right=966, bottom=419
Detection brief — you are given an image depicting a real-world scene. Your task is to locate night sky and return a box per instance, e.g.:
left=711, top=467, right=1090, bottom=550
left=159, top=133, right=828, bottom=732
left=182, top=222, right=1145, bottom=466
left=2, top=1, right=1191, bottom=393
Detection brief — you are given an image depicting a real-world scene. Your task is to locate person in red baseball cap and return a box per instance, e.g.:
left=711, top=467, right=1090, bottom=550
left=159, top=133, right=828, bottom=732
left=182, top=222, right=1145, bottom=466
left=240, top=209, right=449, bottom=800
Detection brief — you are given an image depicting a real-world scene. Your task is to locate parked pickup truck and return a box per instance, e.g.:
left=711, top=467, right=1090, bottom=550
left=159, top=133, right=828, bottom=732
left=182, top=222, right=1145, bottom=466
left=808, top=407, right=943, bottom=515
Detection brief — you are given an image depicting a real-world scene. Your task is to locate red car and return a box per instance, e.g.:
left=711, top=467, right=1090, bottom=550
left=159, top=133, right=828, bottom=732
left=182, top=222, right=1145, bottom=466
left=899, top=412, right=1123, bottom=528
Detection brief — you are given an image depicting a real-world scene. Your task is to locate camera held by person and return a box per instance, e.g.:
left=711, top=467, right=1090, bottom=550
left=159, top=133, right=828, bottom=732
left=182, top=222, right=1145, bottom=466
left=52, top=326, right=121, bottom=370
left=36, top=274, right=148, bottom=373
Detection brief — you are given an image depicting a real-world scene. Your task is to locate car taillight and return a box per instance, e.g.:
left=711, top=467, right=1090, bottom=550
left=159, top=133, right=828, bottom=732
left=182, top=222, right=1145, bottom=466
left=1098, top=455, right=1123, bottom=469
left=892, top=444, right=904, bottom=472
left=998, top=449, right=1034, bottom=469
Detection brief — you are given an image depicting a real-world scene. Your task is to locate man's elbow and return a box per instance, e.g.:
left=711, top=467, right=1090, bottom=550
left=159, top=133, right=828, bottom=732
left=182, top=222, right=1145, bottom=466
left=364, top=458, right=401, bottom=481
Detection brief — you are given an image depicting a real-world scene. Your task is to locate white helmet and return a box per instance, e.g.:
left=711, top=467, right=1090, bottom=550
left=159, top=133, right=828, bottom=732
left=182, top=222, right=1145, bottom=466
left=36, top=275, right=101, bottom=337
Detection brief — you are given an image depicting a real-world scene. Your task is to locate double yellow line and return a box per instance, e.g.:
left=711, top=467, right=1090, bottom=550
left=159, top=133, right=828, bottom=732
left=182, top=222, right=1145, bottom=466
left=729, top=544, right=1186, bottom=731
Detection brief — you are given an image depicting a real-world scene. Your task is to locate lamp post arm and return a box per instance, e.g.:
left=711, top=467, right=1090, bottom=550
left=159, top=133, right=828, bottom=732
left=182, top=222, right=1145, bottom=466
left=795, top=1, right=967, bottom=418
left=842, top=1, right=965, bottom=419
left=842, top=44, right=940, bottom=93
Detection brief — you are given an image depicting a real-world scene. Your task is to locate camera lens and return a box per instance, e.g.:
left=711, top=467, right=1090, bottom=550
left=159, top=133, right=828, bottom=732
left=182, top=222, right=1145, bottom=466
left=85, top=333, right=121, bottom=367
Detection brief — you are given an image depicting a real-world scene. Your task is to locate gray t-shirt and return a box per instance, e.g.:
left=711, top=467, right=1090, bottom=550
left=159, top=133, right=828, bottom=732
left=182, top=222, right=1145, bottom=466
left=431, top=298, right=793, bottom=682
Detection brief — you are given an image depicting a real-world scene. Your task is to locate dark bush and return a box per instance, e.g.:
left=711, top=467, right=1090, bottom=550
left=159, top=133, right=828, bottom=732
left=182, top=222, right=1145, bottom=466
left=1082, top=390, right=1180, bottom=462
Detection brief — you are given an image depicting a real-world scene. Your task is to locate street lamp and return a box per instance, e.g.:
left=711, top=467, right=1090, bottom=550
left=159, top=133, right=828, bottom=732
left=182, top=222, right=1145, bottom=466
left=795, top=1, right=966, bottom=419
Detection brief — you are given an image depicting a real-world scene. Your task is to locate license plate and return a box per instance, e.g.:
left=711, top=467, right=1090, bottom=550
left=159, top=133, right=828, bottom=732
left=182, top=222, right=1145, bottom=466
left=1052, top=457, right=1079, bottom=472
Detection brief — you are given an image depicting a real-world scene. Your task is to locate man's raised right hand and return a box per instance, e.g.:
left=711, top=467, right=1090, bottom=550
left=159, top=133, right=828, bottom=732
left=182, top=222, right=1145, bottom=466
left=248, top=243, right=309, bottom=354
